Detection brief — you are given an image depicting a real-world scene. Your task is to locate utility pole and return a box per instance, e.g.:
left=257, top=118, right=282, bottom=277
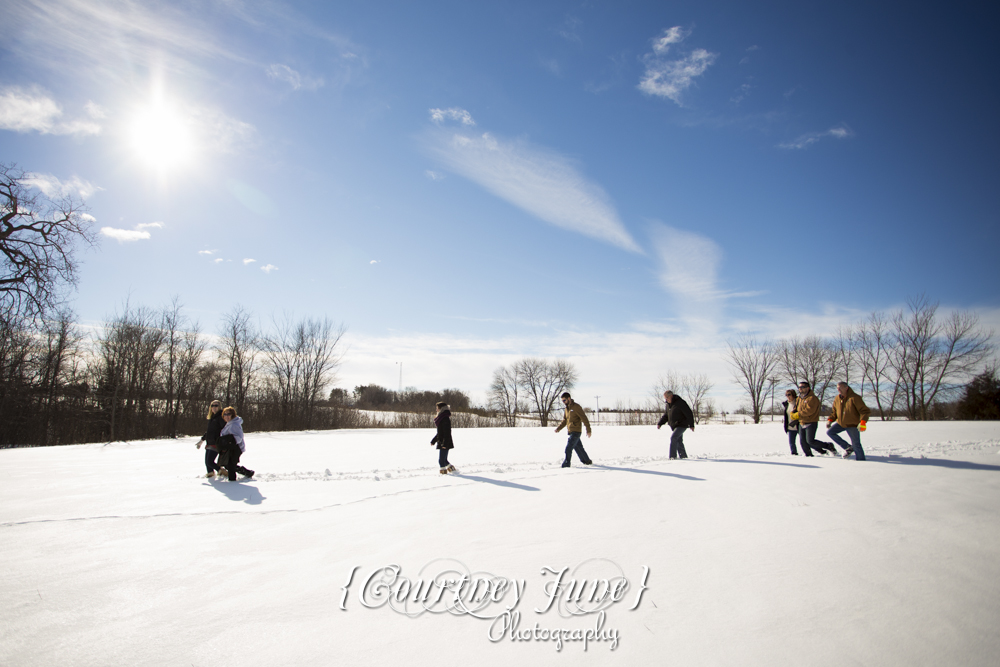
left=769, top=377, right=778, bottom=421
left=397, top=362, right=403, bottom=393
left=595, top=396, right=600, bottom=424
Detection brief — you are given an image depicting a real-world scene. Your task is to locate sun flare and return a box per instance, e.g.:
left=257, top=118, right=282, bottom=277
left=129, top=103, right=194, bottom=171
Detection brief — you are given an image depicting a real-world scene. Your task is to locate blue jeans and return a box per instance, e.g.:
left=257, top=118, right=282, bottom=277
left=564, top=432, right=591, bottom=465
left=669, top=427, right=688, bottom=459
left=205, top=448, right=220, bottom=474
left=798, top=423, right=820, bottom=456
left=827, top=424, right=866, bottom=460
left=787, top=429, right=799, bottom=454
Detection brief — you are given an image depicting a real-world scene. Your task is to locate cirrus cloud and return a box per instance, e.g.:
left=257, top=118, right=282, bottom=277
left=424, top=117, right=640, bottom=253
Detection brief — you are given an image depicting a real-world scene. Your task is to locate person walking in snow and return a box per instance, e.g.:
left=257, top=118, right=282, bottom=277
left=657, top=391, right=694, bottom=459
left=554, top=392, right=592, bottom=468
left=431, top=401, right=456, bottom=474
left=195, top=400, right=225, bottom=477
left=782, top=389, right=800, bottom=455
left=792, top=382, right=835, bottom=456
left=826, top=382, right=871, bottom=461
left=217, top=406, right=254, bottom=481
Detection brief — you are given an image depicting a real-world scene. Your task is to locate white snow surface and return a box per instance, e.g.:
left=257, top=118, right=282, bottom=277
left=3, top=421, right=1000, bottom=666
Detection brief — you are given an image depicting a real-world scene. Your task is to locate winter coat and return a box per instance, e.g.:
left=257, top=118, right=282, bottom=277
left=555, top=400, right=591, bottom=434
left=657, top=395, right=695, bottom=431
left=829, top=388, right=871, bottom=428
left=431, top=409, right=454, bottom=450
left=220, top=416, right=246, bottom=453
left=202, top=412, right=225, bottom=449
left=795, top=392, right=821, bottom=424
left=782, top=400, right=800, bottom=433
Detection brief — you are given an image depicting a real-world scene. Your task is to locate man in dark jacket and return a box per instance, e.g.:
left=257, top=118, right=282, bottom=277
left=656, top=391, right=694, bottom=459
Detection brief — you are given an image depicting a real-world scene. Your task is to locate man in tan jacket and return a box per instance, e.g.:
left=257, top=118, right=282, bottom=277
left=554, top=392, right=592, bottom=468
left=827, top=382, right=871, bottom=460
left=792, top=382, right=835, bottom=456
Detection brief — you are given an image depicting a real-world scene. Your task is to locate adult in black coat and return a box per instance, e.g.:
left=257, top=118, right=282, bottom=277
left=656, top=391, right=695, bottom=459
left=195, top=400, right=225, bottom=477
left=430, top=402, right=455, bottom=473
left=781, top=390, right=800, bottom=455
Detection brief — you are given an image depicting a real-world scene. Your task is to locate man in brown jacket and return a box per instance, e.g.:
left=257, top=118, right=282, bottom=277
left=554, top=392, right=592, bottom=468
left=827, top=382, right=871, bottom=460
left=792, top=382, right=835, bottom=456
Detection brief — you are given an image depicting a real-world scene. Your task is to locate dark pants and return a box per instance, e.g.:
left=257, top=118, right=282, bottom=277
left=669, top=427, right=688, bottom=459
left=564, top=432, right=591, bottom=466
left=438, top=448, right=451, bottom=467
left=218, top=442, right=243, bottom=481
left=787, top=429, right=799, bottom=454
left=205, top=447, right=220, bottom=474
left=798, top=423, right=822, bottom=456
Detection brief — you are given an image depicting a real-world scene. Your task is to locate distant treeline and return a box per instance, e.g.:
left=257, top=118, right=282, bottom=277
left=336, top=385, right=476, bottom=413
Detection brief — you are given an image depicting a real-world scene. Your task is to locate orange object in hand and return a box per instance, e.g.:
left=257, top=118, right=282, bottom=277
left=859, top=421, right=867, bottom=432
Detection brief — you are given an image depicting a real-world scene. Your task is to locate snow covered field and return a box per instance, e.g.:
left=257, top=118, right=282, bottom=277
left=3, top=421, right=999, bottom=666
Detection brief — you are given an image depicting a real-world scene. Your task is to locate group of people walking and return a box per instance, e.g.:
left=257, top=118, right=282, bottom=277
left=193, top=381, right=872, bottom=481
left=782, top=381, right=871, bottom=460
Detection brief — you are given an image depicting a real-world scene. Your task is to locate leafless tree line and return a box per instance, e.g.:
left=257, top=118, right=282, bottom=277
left=726, top=296, right=994, bottom=423
left=488, top=358, right=578, bottom=427
left=0, top=300, right=345, bottom=447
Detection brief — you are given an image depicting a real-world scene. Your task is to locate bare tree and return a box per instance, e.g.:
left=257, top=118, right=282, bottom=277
left=855, top=310, right=900, bottom=420
left=218, top=306, right=259, bottom=411
left=1, top=164, right=97, bottom=321
left=890, top=296, right=994, bottom=420
left=516, top=358, right=578, bottom=427
left=261, top=314, right=345, bottom=429
left=94, top=303, right=167, bottom=441
left=777, top=336, right=839, bottom=405
left=488, top=364, right=523, bottom=427
left=726, top=334, right=781, bottom=424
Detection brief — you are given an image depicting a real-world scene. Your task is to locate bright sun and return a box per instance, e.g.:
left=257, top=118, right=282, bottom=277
left=129, top=103, right=195, bottom=171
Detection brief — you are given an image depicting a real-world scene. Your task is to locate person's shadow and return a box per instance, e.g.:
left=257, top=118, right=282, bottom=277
left=880, top=456, right=1000, bottom=471
left=590, top=464, right=705, bottom=481
left=453, top=474, right=540, bottom=491
left=208, top=479, right=266, bottom=505
left=707, top=459, right=821, bottom=469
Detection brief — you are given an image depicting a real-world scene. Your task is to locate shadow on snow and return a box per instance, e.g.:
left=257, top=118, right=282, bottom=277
left=453, top=474, right=540, bottom=491
left=591, top=464, right=705, bottom=481
left=207, top=479, right=266, bottom=504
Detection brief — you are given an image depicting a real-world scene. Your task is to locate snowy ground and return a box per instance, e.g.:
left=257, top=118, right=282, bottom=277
left=3, top=421, right=999, bottom=666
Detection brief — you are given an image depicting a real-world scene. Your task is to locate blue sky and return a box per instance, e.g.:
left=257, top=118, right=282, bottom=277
left=1, top=0, right=997, bottom=408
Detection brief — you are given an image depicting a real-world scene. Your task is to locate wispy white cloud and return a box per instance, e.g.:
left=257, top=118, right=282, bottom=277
left=648, top=222, right=724, bottom=302
left=424, top=170, right=445, bottom=181
left=101, top=227, right=150, bottom=243
left=639, top=46, right=718, bottom=106
left=214, top=258, right=225, bottom=264
left=243, top=258, right=256, bottom=265
left=778, top=124, right=854, bottom=150
left=429, top=107, right=476, bottom=126
left=100, top=220, right=163, bottom=243
left=22, top=172, right=101, bottom=199
left=261, top=264, right=278, bottom=273
left=265, top=64, right=324, bottom=91
left=652, top=26, right=690, bottom=55
left=424, top=125, right=641, bottom=253
left=370, top=260, right=379, bottom=265
left=0, top=87, right=101, bottom=137
left=731, top=82, right=752, bottom=106
left=557, top=16, right=583, bottom=43
left=198, top=250, right=215, bottom=256
left=188, top=106, right=256, bottom=155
